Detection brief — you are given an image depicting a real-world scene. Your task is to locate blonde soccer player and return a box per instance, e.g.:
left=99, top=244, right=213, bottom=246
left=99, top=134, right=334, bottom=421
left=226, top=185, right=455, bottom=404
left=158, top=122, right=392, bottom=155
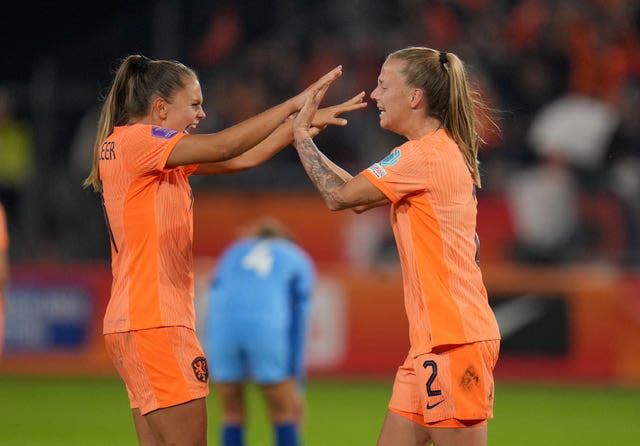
left=293, top=47, right=501, bottom=446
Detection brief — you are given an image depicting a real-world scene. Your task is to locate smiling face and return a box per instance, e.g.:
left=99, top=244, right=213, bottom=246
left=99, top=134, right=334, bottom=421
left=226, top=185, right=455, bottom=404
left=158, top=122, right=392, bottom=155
left=161, top=75, right=206, bottom=134
left=370, top=57, right=415, bottom=135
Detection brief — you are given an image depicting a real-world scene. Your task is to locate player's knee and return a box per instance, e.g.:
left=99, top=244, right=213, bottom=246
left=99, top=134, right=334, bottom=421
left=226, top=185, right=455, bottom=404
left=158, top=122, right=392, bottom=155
left=265, top=393, right=295, bottom=421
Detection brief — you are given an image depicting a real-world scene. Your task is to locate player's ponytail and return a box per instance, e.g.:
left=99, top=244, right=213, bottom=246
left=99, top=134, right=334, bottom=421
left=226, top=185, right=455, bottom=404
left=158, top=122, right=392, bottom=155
left=442, top=51, right=483, bottom=187
left=388, top=47, right=488, bottom=187
left=83, top=55, right=197, bottom=191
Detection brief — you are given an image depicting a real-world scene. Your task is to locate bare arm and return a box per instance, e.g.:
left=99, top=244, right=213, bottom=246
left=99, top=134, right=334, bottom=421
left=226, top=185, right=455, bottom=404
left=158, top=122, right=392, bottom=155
left=315, top=150, right=389, bottom=213
left=292, top=86, right=386, bottom=211
left=194, top=92, right=367, bottom=175
left=166, top=66, right=343, bottom=168
left=351, top=198, right=390, bottom=213
left=295, top=136, right=387, bottom=211
left=193, top=120, right=292, bottom=174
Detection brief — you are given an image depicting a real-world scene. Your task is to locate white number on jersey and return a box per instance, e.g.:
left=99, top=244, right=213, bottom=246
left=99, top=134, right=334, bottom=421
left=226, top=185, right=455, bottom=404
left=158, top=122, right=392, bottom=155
left=241, top=242, right=274, bottom=277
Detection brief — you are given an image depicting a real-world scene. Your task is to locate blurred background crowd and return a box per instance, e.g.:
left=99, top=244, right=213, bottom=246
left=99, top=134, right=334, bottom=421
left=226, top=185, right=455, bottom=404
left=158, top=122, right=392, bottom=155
left=1, top=0, right=639, bottom=267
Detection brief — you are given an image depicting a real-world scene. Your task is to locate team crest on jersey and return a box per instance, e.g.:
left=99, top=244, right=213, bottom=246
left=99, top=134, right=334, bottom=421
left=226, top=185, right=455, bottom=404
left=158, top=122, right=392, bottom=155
left=380, top=148, right=401, bottom=167
left=191, top=356, right=209, bottom=382
left=368, top=163, right=387, bottom=179
left=151, top=126, right=178, bottom=139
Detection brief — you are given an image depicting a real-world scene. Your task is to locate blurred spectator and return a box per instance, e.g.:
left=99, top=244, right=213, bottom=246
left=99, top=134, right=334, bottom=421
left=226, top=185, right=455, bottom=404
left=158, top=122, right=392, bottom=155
left=2, top=0, right=640, bottom=265
left=507, top=157, right=582, bottom=264
left=0, top=86, right=32, bottom=229
left=527, top=94, right=619, bottom=171
left=191, top=6, right=243, bottom=69
left=64, top=105, right=108, bottom=259
left=508, top=93, right=621, bottom=264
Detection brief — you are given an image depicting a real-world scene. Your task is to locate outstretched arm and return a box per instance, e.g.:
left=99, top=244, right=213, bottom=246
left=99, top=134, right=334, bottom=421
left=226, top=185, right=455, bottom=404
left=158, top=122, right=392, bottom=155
left=166, top=66, right=343, bottom=168
left=194, top=92, right=367, bottom=175
left=314, top=150, right=389, bottom=213
left=292, top=86, right=387, bottom=211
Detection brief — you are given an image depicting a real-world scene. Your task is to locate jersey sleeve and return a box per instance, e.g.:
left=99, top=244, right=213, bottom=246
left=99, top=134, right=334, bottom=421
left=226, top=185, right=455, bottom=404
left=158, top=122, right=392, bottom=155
left=122, top=125, right=187, bottom=176
left=360, top=141, right=434, bottom=203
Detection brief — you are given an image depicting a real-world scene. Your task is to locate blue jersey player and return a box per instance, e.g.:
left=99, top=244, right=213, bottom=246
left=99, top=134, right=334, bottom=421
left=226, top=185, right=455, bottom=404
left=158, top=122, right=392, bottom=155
left=204, top=218, right=315, bottom=446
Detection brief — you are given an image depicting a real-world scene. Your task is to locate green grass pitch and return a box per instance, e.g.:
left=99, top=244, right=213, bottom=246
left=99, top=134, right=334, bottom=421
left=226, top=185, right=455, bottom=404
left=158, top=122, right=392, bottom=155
left=0, top=376, right=638, bottom=445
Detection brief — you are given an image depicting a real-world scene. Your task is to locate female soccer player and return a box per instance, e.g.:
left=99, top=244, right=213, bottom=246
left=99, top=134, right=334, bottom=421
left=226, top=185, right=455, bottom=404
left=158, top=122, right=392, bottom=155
left=292, top=47, right=501, bottom=446
left=84, top=54, right=365, bottom=446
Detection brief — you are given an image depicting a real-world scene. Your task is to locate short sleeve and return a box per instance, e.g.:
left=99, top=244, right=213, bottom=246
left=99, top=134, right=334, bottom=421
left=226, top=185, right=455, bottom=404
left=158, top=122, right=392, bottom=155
left=122, top=125, right=187, bottom=176
left=361, top=141, right=434, bottom=203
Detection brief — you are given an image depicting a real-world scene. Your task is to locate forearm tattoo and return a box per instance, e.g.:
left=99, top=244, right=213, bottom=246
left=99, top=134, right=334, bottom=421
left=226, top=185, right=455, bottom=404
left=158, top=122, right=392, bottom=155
left=295, top=136, right=347, bottom=209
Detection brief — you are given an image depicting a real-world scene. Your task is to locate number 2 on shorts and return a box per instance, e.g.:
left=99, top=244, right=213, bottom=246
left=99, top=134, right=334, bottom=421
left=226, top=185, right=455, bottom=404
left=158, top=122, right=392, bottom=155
left=422, top=360, right=442, bottom=397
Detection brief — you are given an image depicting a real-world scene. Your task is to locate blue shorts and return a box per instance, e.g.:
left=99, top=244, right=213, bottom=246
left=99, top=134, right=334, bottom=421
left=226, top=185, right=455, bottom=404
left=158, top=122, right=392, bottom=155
left=205, top=319, right=290, bottom=385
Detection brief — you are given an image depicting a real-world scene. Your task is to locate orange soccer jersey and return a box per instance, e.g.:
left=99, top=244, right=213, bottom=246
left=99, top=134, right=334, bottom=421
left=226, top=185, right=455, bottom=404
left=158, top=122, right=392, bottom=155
left=362, top=129, right=500, bottom=355
left=99, top=124, right=198, bottom=334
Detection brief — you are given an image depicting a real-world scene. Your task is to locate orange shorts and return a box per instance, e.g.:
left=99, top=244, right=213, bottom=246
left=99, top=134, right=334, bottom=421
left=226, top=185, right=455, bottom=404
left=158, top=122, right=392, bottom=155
left=389, top=340, right=499, bottom=427
left=104, top=326, right=210, bottom=415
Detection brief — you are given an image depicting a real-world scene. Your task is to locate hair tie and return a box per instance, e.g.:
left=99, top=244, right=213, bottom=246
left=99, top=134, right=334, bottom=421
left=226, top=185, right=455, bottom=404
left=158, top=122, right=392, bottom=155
left=132, top=55, right=150, bottom=73
left=439, top=51, right=448, bottom=66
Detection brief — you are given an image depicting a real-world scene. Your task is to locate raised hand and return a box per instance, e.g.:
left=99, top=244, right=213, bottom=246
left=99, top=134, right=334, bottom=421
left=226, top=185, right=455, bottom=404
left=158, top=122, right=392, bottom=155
left=312, top=91, right=367, bottom=131
left=293, top=78, right=335, bottom=140
left=293, top=66, right=343, bottom=110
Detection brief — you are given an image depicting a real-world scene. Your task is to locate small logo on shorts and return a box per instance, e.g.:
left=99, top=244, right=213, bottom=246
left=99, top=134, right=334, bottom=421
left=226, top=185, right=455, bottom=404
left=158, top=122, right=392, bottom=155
left=426, top=399, right=445, bottom=410
left=192, top=356, right=209, bottom=383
